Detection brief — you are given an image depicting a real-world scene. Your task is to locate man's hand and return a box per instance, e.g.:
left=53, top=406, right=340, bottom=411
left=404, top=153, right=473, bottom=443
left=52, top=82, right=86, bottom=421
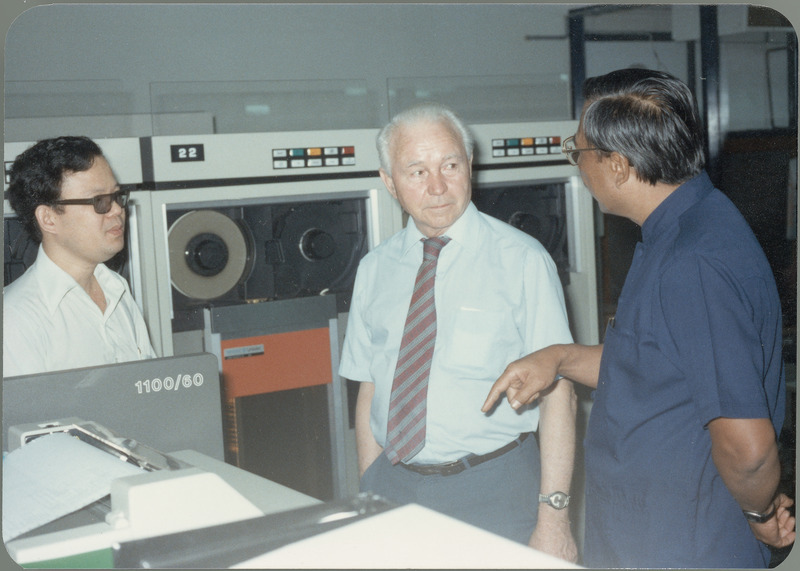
left=528, top=512, right=578, bottom=563
left=482, top=344, right=602, bottom=414
left=481, top=347, right=561, bottom=413
left=749, top=493, right=796, bottom=549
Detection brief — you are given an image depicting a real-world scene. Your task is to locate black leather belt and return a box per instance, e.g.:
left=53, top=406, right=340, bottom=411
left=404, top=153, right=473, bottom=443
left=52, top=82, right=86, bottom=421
left=400, top=433, right=530, bottom=477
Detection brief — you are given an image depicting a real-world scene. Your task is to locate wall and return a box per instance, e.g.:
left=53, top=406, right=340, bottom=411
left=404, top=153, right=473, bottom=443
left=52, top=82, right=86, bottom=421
left=6, top=4, right=794, bottom=137
left=4, top=3, right=576, bottom=137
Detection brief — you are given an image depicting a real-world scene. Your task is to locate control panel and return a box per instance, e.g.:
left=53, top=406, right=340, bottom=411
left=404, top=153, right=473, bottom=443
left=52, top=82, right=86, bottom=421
left=149, top=130, right=379, bottom=183
left=470, top=122, right=574, bottom=167
left=490, top=135, right=562, bottom=158
left=272, top=145, right=356, bottom=169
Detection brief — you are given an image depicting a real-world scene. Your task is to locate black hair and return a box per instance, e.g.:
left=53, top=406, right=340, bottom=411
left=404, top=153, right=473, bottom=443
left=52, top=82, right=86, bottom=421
left=7, top=136, right=104, bottom=242
left=582, top=68, right=705, bottom=185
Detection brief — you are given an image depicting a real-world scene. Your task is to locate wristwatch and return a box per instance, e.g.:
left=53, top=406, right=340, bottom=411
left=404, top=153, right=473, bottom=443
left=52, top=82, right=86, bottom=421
left=539, top=491, right=570, bottom=510
left=743, top=505, right=776, bottom=524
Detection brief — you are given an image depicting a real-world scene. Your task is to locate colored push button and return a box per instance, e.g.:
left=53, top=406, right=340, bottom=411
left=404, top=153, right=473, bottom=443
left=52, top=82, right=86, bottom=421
left=271, top=144, right=356, bottom=168
left=486, top=135, right=567, bottom=159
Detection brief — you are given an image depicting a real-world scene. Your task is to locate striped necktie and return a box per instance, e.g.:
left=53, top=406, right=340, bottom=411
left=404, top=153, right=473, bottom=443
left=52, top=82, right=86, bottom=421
left=385, top=235, right=450, bottom=465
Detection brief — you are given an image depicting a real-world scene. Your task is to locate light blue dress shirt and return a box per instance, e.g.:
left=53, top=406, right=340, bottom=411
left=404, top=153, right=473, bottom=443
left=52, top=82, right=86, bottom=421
left=339, top=203, right=573, bottom=464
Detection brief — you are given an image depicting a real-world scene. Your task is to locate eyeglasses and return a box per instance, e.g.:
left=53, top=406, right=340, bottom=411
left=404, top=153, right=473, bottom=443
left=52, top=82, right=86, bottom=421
left=561, top=135, right=601, bottom=166
left=52, top=189, right=130, bottom=214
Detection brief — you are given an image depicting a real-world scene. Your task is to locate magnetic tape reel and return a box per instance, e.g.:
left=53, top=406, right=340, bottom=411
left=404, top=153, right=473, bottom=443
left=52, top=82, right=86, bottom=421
left=167, top=210, right=254, bottom=301
left=166, top=198, right=369, bottom=321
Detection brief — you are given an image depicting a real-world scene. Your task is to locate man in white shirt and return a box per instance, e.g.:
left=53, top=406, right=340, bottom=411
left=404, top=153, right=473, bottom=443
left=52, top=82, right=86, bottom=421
left=4, top=136, right=156, bottom=377
left=339, top=103, right=578, bottom=562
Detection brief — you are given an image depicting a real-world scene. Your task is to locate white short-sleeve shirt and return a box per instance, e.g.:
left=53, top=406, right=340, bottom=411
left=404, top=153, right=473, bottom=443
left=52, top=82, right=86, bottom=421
left=3, top=245, right=157, bottom=377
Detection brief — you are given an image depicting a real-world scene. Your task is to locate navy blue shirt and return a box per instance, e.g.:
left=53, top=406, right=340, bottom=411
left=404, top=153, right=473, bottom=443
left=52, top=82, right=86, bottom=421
left=584, top=171, right=785, bottom=568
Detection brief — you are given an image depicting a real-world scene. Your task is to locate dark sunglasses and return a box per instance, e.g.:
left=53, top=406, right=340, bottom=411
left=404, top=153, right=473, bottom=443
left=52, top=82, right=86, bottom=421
left=52, top=189, right=130, bottom=214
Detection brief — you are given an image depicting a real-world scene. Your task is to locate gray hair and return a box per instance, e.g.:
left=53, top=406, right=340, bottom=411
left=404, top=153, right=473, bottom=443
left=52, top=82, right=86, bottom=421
left=376, top=103, right=474, bottom=175
left=582, top=68, right=705, bottom=185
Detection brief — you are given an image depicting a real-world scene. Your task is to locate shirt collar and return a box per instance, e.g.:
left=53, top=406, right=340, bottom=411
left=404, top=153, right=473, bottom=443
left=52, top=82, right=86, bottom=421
left=35, top=245, right=125, bottom=316
left=641, top=171, right=713, bottom=244
left=399, top=202, right=481, bottom=256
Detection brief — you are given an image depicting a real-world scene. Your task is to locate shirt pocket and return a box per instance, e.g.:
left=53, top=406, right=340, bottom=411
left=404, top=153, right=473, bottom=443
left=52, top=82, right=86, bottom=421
left=444, top=307, right=518, bottom=378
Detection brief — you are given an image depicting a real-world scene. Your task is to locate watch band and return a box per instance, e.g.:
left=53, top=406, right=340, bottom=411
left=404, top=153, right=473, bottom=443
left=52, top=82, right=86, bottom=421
left=743, top=505, right=777, bottom=524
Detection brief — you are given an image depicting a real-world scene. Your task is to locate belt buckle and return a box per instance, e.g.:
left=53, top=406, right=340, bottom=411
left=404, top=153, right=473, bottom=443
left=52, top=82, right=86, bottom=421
left=405, top=458, right=465, bottom=476
left=438, top=460, right=467, bottom=476
left=404, top=434, right=528, bottom=476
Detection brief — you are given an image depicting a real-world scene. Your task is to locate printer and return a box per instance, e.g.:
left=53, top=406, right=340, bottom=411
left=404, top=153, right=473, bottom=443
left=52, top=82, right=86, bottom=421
left=3, top=418, right=310, bottom=567
left=1, top=353, right=326, bottom=567
left=3, top=415, right=399, bottom=569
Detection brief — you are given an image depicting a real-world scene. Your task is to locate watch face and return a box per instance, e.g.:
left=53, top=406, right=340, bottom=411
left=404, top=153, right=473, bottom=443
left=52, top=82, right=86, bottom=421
left=550, top=492, right=569, bottom=509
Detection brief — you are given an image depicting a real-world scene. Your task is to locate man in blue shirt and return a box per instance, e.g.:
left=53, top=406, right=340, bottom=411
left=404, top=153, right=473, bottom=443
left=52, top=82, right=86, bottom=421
left=483, top=69, right=795, bottom=567
left=340, top=103, right=578, bottom=561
